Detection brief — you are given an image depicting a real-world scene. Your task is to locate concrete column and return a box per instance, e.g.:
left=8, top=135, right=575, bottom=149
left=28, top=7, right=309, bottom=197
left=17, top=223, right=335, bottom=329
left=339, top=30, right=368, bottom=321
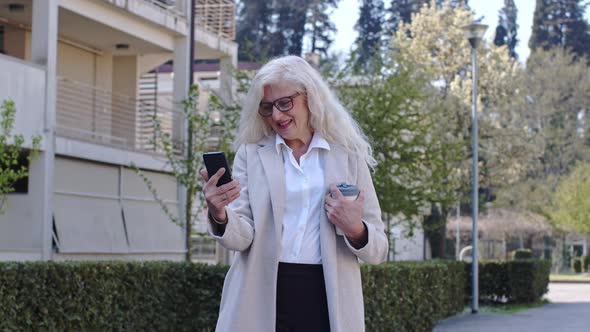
left=218, top=55, right=237, bottom=104
left=31, top=0, right=59, bottom=261
left=173, top=35, right=190, bottom=259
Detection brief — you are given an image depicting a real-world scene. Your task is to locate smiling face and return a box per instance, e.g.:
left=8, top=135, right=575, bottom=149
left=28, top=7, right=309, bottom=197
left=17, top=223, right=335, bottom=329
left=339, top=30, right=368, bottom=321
left=261, top=83, right=313, bottom=149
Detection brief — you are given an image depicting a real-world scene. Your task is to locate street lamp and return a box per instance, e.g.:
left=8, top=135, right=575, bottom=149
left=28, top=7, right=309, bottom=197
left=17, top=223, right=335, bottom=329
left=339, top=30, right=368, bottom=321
left=462, top=22, right=487, bottom=314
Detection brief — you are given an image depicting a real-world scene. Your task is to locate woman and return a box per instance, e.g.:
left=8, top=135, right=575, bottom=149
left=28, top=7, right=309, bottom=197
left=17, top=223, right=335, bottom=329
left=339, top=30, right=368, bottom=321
left=200, top=55, right=388, bottom=332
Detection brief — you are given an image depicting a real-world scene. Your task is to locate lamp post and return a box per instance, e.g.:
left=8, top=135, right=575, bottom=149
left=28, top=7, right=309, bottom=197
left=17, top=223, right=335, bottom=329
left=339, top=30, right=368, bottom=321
left=462, top=22, right=487, bottom=314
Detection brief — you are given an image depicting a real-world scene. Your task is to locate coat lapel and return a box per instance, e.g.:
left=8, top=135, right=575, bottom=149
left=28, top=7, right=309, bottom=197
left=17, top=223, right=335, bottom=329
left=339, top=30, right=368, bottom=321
left=323, top=144, right=350, bottom=236
left=258, top=139, right=286, bottom=241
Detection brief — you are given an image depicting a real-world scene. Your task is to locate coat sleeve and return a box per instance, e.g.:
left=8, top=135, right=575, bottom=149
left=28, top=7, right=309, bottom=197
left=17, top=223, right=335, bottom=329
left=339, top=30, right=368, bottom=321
left=343, top=157, right=389, bottom=264
left=207, top=145, right=255, bottom=252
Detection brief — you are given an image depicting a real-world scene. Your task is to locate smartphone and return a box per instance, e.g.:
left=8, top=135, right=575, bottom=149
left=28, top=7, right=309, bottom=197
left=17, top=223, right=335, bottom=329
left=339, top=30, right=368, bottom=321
left=203, top=151, right=232, bottom=187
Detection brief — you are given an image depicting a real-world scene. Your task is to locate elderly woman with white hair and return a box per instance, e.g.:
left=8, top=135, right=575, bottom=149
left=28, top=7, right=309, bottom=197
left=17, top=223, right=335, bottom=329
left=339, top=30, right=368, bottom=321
left=200, top=55, right=388, bottom=332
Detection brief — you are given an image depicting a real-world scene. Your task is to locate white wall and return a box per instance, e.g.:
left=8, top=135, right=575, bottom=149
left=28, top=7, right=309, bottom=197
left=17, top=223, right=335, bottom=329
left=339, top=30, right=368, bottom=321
left=391, top=221, right=425, bottom=261
left=0, top=153, right=48, bottom=261
left=0, top=54, right=45, bottom=150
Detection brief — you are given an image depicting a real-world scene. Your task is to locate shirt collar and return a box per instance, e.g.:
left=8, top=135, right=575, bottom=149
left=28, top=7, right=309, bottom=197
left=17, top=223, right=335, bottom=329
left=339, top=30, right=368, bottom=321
left=274, top=133, right=330, bottom=155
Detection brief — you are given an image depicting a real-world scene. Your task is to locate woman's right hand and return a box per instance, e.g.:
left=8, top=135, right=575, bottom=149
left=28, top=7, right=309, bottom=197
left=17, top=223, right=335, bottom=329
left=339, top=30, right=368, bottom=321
left=200, top=168, right=241, bottom=223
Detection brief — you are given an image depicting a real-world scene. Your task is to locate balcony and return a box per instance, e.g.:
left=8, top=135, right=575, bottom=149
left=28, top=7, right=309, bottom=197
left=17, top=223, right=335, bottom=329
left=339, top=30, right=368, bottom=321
left=100, top=0, right=236, bottom=41
left=195, top=0, right=235, bottom=40
left=56, top=76, right=179, bottom=155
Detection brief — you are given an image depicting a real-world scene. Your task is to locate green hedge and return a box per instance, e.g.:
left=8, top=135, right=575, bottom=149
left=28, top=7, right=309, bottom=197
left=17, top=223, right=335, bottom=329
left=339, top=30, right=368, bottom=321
left=583, top=256, right=589, bottom=272
left=512, top=249, right=533, bottom=260
left=0, top=261, right=465, bottom=331
left=465, top=259, right=551, bottom=303
left=0, top=262, right=226, bottom=331
left=572, top=257, right=582, bottom=273
left=362, top=261, right=464, bottom=332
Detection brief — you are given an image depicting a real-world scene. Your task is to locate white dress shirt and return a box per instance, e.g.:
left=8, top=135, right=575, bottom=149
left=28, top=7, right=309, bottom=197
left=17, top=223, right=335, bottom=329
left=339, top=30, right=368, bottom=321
left=275, top=133, right=330, bottom=264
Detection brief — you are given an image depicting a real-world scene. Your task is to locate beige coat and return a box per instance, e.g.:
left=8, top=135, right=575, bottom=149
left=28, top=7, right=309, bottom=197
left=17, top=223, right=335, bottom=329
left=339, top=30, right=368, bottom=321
left=209, top=137, right=388, bottom=332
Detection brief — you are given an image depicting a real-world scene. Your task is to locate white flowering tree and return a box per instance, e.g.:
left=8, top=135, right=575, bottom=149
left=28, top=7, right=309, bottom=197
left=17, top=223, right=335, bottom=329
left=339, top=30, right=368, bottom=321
left=390, top=0, right=533, bottom=257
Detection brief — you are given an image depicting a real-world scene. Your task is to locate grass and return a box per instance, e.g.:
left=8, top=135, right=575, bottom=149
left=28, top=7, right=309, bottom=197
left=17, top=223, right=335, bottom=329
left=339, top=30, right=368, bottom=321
left=460, top=300, right=549, bottom=315
left=550, top=273, right=590, bottom=283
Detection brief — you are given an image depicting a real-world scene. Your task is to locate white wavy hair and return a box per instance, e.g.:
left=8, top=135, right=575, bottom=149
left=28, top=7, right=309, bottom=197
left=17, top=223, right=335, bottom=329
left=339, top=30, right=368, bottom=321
left=235, top=55, right=376, bottom=168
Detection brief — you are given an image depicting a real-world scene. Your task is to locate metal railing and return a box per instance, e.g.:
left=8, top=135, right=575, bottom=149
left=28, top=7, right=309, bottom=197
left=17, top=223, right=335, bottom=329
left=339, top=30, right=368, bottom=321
left=56, top=76, right=181, bottom=155
left=195, top=0, right=236, bottom=40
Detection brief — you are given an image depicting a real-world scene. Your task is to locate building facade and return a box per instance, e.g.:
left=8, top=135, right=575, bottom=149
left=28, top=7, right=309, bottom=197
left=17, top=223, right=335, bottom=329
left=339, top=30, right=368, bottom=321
left=0, top=0, right=237, bottom=261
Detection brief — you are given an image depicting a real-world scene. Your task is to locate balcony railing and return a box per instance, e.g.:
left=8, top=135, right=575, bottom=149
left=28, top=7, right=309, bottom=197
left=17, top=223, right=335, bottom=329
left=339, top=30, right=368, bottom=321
left=195, top=0, right=236, bottom=40
left=56, top=76, right=180, bottom=155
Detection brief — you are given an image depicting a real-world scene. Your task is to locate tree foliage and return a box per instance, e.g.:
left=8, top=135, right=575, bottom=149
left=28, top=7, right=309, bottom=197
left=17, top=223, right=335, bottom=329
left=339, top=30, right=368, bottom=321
left=391, top=0, right=528, bottom=257
left=529, top=0, right=590, bottom=58
left=551, top=163, right=590, bottom=236
left=495, top=49, right=590, bottom=214
left=494, top=0, right=519, bottom=59
left=236, top=0, right=339, bottom=60
left=352, top=0, right=386, bottom=71
left=307, top=0, right=339, bottom=54
left=131, top=86, right=240, bottom=261
left=0, top=100, right=41, bottom=215
left=236, top=0, right=274, bottom=61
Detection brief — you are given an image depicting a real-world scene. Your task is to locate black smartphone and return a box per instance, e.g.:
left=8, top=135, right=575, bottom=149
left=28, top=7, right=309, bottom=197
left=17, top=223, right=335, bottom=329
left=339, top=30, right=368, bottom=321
left=203, top=151, right=232, bottom=187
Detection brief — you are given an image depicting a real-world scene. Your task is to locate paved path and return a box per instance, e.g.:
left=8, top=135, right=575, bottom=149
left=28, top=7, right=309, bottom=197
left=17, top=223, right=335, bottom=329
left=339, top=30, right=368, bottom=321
left=433, top=283, right=590, bottom=332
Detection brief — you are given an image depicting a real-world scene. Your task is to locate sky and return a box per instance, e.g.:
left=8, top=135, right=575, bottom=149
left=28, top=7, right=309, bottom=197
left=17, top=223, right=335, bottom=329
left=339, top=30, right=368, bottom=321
left=331, top=0, right=590, bottom=64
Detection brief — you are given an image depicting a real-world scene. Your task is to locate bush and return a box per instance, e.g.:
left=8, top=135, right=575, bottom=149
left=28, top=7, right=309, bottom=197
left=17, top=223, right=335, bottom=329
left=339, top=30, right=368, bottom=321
left=0, top=261, right=226, bottom=331
left=512, top=248, right=533, bottom=260
left=465, top=259, right=551, bottom=303
left=582, top=256, right=589, bottom=272
left=0, top=261, right=465, bottom=331
left=362, top=260, right=464, bottom=332
left=571, top=257, right=582, bottom=273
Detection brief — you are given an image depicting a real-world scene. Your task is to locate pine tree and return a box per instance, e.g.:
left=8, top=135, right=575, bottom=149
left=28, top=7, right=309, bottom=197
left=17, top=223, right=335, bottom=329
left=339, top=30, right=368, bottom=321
left=386, top=0, right=469, bottom=40
left=306, top=0, right=339, bottom=55
left=353, top=0, right=385, bottom=70
left=272, top=0, right=310, bottom=57
left=529, top=0, right=590, bottom=58
left=494, top=0, right=518, bottom=59
left=387, top=0, right=427, bottom=34
left=236, top=0, right=274, bottom=61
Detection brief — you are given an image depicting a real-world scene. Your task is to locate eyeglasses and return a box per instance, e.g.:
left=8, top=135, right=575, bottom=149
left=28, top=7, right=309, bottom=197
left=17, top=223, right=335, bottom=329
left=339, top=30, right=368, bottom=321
left=258, top=92, right=303, bottom=117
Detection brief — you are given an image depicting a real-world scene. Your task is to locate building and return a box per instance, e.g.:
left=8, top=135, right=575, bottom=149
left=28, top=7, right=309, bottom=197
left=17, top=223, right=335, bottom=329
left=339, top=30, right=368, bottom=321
left=0, top=0, right=237, bottom=261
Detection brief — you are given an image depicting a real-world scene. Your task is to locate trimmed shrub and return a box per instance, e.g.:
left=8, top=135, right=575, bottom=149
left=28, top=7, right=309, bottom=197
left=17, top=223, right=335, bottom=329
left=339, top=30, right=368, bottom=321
left=512, top=248, right=533, bottom=260
left=582, top=256, right=589, bottom=272
left=362, top=260, right=464, bottom=332
left=465, top=259, right=551, bottom=303
left=571, top=257, right=582, bottom=273
left=0, top=261, right=226, bottom=331
left=0, top=261, right=465, bottom=332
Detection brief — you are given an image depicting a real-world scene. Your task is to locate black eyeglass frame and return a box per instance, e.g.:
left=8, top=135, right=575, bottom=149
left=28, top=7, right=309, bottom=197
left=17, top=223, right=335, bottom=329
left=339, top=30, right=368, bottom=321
left=258, top=92, right=303, bottom=117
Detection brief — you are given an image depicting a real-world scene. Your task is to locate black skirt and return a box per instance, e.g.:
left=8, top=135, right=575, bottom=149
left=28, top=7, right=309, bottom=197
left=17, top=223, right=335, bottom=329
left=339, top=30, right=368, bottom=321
left=276, top=262, right=331, bottom=332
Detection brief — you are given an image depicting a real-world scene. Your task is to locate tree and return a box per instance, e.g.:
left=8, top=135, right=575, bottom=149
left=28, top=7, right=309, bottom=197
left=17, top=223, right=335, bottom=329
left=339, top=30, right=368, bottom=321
left=335, top=60, right=464, bottom=257
left=385, top=0, right=467, bottom=36
left=271, top=0, right=311, bottom=57
left=352, top=0, right=386, bottom=71
left=494, top=0, right=519, bottom=59
left=306, top=0, right=339, bottom=55
left=529, top=0, right=590, bottom=58
left=386, top=0, right=428, bottom=35
left=131, top=86, right=240, bottom=261
left=551, top=163, right=590, bottom=236
left=0, top=100, right=41, bottom=214
left=392, top=0, right=527, bottom=257
left=236, top=0, right=274, bottom=61
left=494, top=49, right=590, bottom=215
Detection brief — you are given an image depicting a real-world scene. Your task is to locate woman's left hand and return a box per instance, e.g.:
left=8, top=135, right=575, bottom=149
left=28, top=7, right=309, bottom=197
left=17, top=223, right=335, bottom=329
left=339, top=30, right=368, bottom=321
left=324, top=184, right=367, bottom=246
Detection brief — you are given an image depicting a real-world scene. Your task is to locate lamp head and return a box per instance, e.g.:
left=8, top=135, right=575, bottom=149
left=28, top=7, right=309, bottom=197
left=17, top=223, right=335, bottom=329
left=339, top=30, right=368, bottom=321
left=462, top=23, right=488, bottom=49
